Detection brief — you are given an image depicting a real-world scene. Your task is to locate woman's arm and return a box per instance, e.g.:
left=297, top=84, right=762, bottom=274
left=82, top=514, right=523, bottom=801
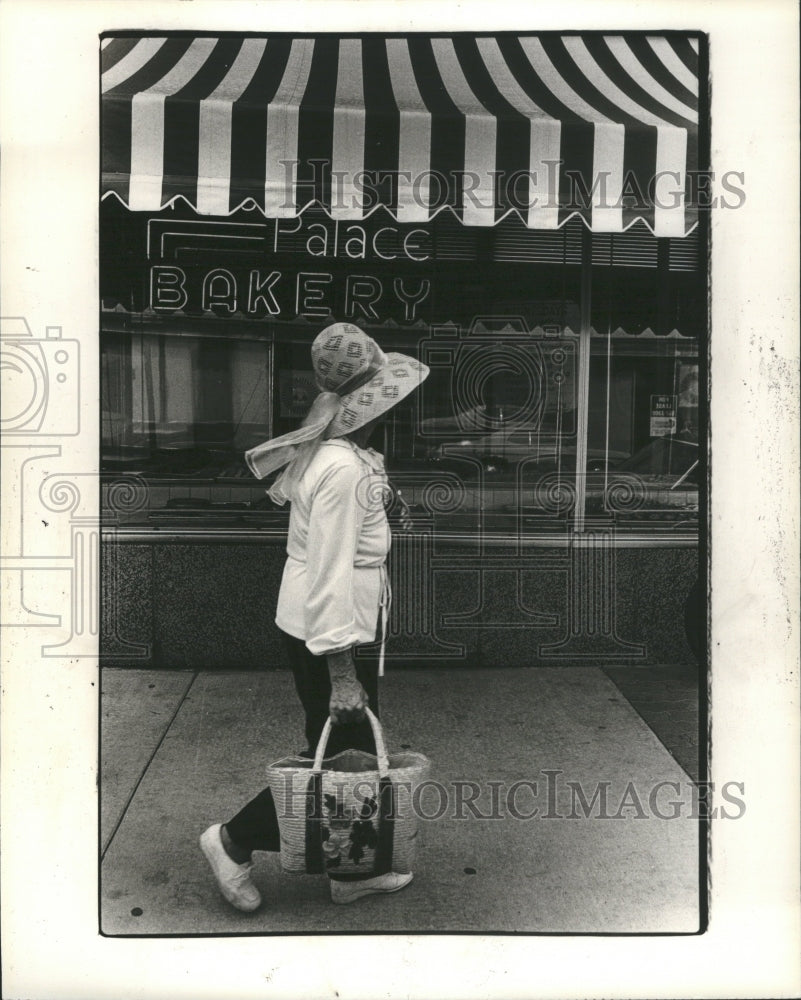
left=305, top=461, right=369, bottom=723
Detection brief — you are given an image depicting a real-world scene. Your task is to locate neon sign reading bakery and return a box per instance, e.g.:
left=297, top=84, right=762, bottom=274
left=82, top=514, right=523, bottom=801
left=148, top=216, right=432, bottom=322
left=150, top=268, right=431, bottom=322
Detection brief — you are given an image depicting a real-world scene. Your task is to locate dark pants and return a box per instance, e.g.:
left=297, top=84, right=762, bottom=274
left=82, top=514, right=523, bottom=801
left=225, top=631, right=379, bottom=855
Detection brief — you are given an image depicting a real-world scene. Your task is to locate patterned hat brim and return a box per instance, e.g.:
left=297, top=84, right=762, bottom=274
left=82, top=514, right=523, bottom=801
left=328, top=352, right=430, bottom=438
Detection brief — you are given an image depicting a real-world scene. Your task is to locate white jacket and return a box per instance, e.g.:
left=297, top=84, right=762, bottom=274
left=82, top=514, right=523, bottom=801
left=275, top=439, right=391, bottom=656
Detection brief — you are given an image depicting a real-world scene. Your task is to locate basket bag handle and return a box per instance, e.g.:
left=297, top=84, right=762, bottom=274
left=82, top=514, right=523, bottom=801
left=305, top=708, right=394, bottom=877
left=312, top=707, right=390, bottom=776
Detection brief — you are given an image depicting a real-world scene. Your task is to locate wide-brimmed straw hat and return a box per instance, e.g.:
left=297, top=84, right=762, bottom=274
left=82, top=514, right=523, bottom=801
left=312, top=322, right=429, bottom=437
left=245, top=323, right=429, bottom=502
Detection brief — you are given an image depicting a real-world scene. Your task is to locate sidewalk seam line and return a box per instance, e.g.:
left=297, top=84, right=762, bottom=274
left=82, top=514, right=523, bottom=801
left=101, top=671, right=199, bottom=860
left=601, top=668, right=698, bottom=783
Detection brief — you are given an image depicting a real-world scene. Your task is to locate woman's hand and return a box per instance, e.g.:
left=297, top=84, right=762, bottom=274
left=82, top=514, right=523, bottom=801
left=329, top=674, right=369, bottom=724
left=327, top=647, right=368, bottom=724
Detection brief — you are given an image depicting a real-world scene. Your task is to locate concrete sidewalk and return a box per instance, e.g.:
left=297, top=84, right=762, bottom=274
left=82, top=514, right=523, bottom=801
left=100, top=666, right=701, bottom=936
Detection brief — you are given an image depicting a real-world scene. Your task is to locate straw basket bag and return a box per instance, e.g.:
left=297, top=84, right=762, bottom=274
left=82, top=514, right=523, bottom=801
left=266, top=709, right=430, bottom=877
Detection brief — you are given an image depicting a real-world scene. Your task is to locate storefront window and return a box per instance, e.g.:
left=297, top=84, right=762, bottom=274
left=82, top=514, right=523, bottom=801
left=584, top=240, right=702, bottom=537
left=100, top=201, right=704, bottom=540
left=584, top=340, right=699, bottom=533
left=101, top=328, right=272, bottom=477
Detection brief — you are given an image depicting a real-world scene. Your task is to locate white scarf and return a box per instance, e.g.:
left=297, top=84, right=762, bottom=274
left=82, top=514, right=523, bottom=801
left=244, top=391, right=341, bottom=505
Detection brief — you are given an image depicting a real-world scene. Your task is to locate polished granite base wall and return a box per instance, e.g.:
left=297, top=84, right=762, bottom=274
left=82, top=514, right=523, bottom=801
left=101, top=539, right=700, bottom=670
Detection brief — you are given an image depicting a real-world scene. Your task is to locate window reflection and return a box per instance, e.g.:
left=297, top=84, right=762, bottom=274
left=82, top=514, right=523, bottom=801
left=99, top=210, right=702, bottom=537
left=101, top=330, right=271, bottom=478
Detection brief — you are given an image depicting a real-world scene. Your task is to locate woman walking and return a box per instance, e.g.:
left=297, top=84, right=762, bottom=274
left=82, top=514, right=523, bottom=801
left=200, top=322, right=428, bottom=911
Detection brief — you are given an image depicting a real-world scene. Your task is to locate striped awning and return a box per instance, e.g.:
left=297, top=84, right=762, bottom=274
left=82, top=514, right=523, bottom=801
left=101, top=33, right=700, bottom=236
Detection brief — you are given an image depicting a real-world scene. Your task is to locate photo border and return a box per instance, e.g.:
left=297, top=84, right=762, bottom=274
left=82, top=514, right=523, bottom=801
left=1, top=1, right=798, bottom=998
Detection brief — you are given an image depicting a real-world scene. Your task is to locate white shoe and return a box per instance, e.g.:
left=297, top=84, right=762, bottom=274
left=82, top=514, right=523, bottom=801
left=200, top=824, right=262, bottom=912
left=330, top=871, right=413, bottom=905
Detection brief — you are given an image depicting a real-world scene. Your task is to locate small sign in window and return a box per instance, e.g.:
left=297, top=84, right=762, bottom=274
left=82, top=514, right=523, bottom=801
left=279, top=369, right=316, bottom=419
left=650, top=394, right=677, bottom=437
